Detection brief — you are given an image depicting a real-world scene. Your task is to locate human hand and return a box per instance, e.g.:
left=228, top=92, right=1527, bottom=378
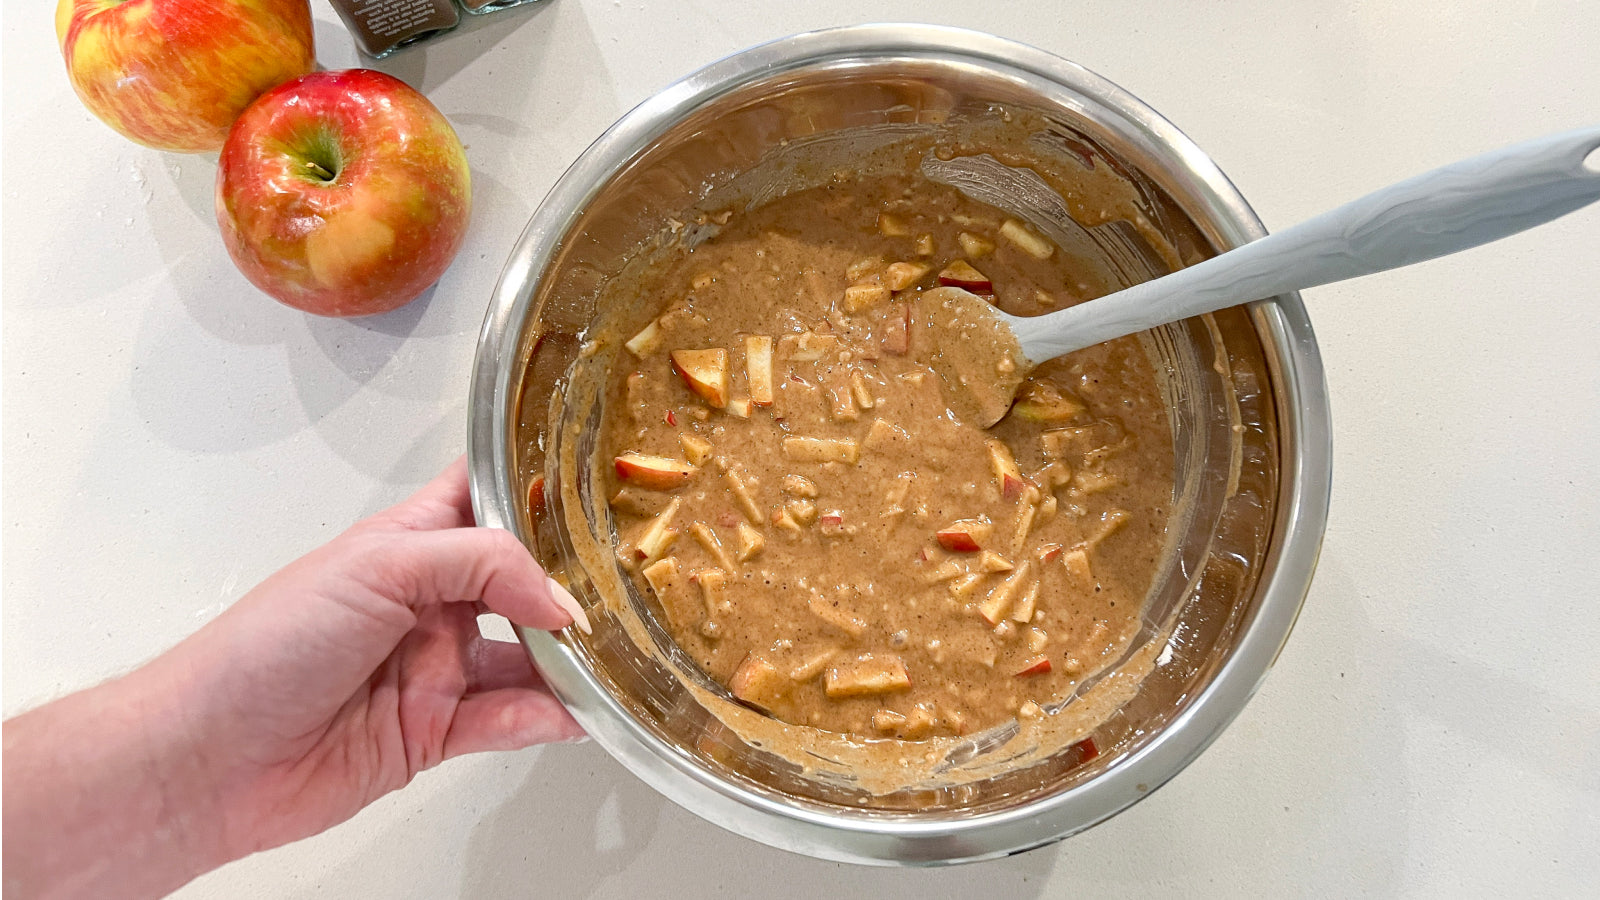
left=5, top=457, right=589, bottom=899
left=165, top=456, right=588, bottom=859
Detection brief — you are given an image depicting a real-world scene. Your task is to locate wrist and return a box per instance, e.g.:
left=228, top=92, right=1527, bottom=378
left=2, top=661, right=233, bottom=899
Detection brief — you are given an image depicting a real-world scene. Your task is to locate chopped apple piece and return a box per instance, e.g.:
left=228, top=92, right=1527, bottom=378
left=1035, top=542, right=1064, bottom=564
left=843, top=282, right=891, bottom=313
left=1088, top=509, right=1130, bottom=546
left=678, top=433, right=714, bottom=466
left=806, top=593, right=865, bottom=637
left=625, top=319, right=663, bottom=357
left=726, top=397, right=752, bottom=418
left=790, top=649, right=838, bottom=682
left=1063, top=546, right=1093, bottom=585
left=642, top=556, right=695, bottom=627
left=745, top=335, right=774, bottom=407
left=735, top=522, right=765, bottom=561
left=818, top=511, right=844, bottom=535
left=1038, top=462, right=1074, bottom=492
left=609, top=486, right=668, bottom=518
left=976, top=550, right=1014, bottom=573
left=899, top=703, right=937, bottom=739
left=1000, top=218, right=1055, bottom=259
left=690, top=522, right=736, bottom=571
left=849, top=370, right=876, bottom=410
left=936, top=517, right=992, bottom=552
left=1026, top=627, right=1049, bottom=651
left=864, top=418, right=909, bottom=450
left=883, top=471, right=914, bottom=520
left=670, top=348, right=730, bottom=408
left=881, top=303, right=911, bottom=355
left=1036, top=494, right=1058, bottom=527
left=1010, top=579, right=1042, bottom=624
left=721, top=464, right=764, bottom=525
left=977, top=562, right=1033, bottom=625
left=957, top=231, right=995, bottom=257
left=730, top=654, right=790, bottom=711
left=695, top=567, right=730, bottom=616
left=634, top=498, right=682, bottom=563
left=871, top=709, right=908, bottom=733
left=943, top=706, right=971, bottom=736
left=1011, top=381, right=1087, bottom=424
left=914, top=233, right=935, bottom=256
left=1015, top=655, right=1053, bottom=677
left=781, top=474, right=818, bottom=498
left=771, top=505, right=803, bottom=534
left=824, top=374, right=858, bottom=422
left=922, top=560, right=964, bottom=584
left=877, top=212, right=909, bottom=236
left=986, top=438, right=1027, bottom=501
left=1071, top=470, right=1121, bottom=495
left=948, top=572, right=988, bottom=601
left=641, top=555, right=679, bottom=594
left=883, top=261, right=930, bottom=291
left=787, top=499, right=819, bottom=526
left=778, top=331, right=839, bottom=362
left=1041, top=420, right=1127, bottom=460
left=782, top=437, right=860, bottom=465
left=614, top=452, right=697, bottom=491
left=824, top=654, right=912, bottom=698
left=937, top=259, right=993, bottom=293
left=1011, top=501, right=1037, bottom=554
left=846, top=256, right=882, bottom=281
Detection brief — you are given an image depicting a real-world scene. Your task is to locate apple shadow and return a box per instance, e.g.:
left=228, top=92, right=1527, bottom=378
left=133, top=163, right=532, bottom=480
left=163, top=150, right=221, bottom=227
left=10, top=130, right=207, bottom=312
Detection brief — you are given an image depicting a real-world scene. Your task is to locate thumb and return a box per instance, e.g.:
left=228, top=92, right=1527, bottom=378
left=377, top=527, right=590, bottom=633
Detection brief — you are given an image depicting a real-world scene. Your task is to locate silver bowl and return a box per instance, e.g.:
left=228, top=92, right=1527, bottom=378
left=469, top=24, right=1331, bottom=865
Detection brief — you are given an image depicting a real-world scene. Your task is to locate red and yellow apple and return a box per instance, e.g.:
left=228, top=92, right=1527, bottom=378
left=56, top=0, right=315, bottom=153
left=670, top=349, right=730, bottom=408
left=1014, top=656, right=1052, bottom=677
left=937, top=259, right=993, bottom=293
left=986, top=438, right=1027, bottom=501
left=215, top=69, right=472, bottom=317
left=936, top=518, right=992, bottom=552
left=614, top=453, right=698, bottom=490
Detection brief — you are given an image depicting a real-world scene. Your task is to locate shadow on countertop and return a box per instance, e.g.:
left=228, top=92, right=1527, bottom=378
left=454, top=747, right=1058, bottom=899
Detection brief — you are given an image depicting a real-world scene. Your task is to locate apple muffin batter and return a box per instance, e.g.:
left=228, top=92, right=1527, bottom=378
left=598, top=175, right=1173, bottom=739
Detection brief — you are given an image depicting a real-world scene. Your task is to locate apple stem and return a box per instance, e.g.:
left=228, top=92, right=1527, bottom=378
left=304, top=160, right=336, bottom=182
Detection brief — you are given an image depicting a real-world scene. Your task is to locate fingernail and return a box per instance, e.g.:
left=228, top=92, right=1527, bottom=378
left=546, top=576, right=592, bottom=635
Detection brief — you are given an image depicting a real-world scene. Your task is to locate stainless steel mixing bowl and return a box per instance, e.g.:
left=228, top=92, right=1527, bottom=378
left=468, top=24, right=1331, bottom=865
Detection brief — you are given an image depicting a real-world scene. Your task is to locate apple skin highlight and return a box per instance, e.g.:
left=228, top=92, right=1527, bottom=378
left=56, top=0, right=315, bottom=153
left=215, top=69, right=473, bottom=317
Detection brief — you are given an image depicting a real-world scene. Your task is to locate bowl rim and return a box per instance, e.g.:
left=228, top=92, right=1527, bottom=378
left=469, top=22, right=1332, bottom=865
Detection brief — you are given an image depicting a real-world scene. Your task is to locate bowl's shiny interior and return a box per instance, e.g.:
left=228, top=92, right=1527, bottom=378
left=471, top=26, right=1327, bottom=864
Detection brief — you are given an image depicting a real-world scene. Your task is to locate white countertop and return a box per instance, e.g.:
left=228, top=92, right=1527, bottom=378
left=5, top=1, right=1598, bottom=895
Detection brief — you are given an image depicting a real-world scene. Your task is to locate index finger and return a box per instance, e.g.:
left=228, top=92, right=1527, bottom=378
left=373, top=526, right=589, bottom=634
left=374, top=455, right=475, bottom=532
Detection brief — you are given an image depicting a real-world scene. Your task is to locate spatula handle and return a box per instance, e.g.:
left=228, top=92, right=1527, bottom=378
left=1016, top=125, right=1600, bottom=361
